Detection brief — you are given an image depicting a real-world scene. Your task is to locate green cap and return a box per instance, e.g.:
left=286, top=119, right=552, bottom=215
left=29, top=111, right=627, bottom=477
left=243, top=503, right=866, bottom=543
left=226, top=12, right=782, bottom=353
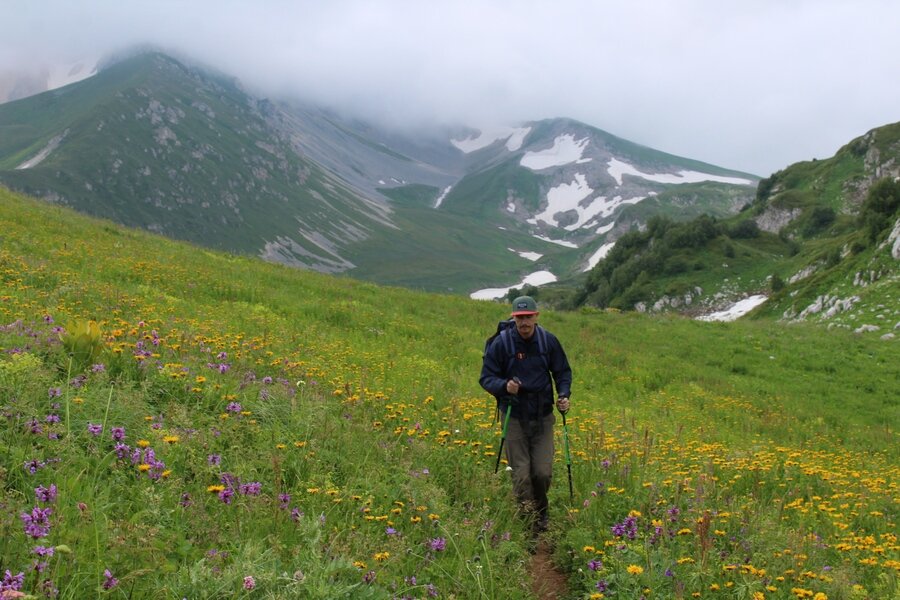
left=511, top=296, right=538, bottom=316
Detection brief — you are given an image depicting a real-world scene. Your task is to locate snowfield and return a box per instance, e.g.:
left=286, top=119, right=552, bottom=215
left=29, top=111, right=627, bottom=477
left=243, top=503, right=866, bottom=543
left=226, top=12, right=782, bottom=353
left=509, top=248, right=543, bottom=261
left=451, top=126, right=531, bottom=153
left=520, top=134, right=591, bottom=170
left=470, top=270, right=558, bottom=300
left=531, top=235, right=578, bottom=248
left=532, top=174, right=593, bottom=228
left=607, top=158, right=753, bottom=186
left=697, top=295, right=767, bottom=322
left=584, top=242, right=616, bottom=271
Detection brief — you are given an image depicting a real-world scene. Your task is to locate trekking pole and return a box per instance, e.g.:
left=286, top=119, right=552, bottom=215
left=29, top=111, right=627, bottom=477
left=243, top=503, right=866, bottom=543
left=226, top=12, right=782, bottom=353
left=494, top=403, right=512, bottom=474
left=562, top=412, right=574, bottom=500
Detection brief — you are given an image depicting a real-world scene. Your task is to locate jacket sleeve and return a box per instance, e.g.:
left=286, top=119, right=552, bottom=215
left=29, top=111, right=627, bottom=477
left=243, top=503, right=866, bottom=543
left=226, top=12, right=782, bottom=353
left=479, top=338, right=508, bottom=398
left=548, top=333, right=572, bottom=398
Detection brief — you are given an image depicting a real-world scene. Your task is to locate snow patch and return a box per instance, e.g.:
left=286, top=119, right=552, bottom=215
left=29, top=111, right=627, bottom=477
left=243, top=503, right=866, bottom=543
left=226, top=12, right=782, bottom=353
left=521, top=134, right=591, bottom=170
left=433, top=185, right=452, bottom=208
left=16, top=132, right=67, bottom=169
left=595, top=222, right=615, bottom=235
left=508, top=248, right=542, bottom=261
left=451, top=126, right=532, bottom=153
left=588, top=194, right=650, bottom=221
left=532, top=235, right=578, bottom=248
left=607, top=158, right=753, bottom=186
left=697, top=295, right=767, bottom=322
left=506, top=202, right=516, bottom=213
left=470, top=270, right=558, bottom=300
left=533, top=173, right=593, bottom=228
left=584, top=242, right=616, bottom=272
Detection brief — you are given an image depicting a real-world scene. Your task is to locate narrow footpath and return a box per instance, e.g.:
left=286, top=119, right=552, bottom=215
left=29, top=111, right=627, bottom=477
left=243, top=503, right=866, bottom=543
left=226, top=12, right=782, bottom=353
left=530, top=540, right=569, bottom=599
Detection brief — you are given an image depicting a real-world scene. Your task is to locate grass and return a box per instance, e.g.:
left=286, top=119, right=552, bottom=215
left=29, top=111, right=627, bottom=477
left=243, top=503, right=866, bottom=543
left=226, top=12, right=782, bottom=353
left=0, top=185, right=897, bottom=599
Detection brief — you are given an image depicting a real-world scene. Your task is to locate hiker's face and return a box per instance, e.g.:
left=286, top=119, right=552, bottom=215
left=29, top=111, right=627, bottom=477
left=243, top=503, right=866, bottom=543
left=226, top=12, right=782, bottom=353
left=513, top=313, right=538, bottom=339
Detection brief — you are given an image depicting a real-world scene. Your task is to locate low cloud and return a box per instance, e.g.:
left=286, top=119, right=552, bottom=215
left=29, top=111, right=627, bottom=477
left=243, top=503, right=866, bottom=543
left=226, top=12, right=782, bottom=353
left=3, top=0, right=899, bottom=176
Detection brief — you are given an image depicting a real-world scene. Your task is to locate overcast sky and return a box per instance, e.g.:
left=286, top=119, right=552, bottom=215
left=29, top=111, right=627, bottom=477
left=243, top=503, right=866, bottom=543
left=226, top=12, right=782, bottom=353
left=3, top=0, right=899, bottom=176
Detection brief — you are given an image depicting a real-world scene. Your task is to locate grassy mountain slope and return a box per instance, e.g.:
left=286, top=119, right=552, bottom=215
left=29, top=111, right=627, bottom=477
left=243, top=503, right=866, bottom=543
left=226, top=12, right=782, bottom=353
left=1, top=186, right=897, bottom=598
left=574, top=122, right=900, bottom=325
left=0, top=52, right=388, bottom=268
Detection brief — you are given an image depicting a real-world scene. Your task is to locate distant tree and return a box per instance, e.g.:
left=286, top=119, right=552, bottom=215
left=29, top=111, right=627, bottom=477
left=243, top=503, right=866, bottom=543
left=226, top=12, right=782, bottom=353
left=728, top=219, right=760, bottom=239
left=723, top=242, right=735, bottom=258
left=770, top=273, right=785, bottom=293
left=803, top=206, right=836, bottom=236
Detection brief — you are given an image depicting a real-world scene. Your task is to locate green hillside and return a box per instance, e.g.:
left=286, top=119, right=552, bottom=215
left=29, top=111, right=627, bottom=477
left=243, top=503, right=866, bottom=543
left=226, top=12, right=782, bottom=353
left=574, top=122, right=900, bottom=324
left=0, top=52, right=383, bottom=266
left=1, top=186, right=897, bottom=598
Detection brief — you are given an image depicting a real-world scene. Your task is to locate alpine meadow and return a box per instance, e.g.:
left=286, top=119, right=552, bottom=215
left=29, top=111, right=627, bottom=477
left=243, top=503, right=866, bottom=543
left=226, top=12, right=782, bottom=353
left=0, top=185, right=897, bottom=599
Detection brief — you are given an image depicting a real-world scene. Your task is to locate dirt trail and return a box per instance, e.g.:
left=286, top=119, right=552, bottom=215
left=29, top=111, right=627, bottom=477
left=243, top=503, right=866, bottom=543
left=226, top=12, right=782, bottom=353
left=530, top=540, right=569, bottom=599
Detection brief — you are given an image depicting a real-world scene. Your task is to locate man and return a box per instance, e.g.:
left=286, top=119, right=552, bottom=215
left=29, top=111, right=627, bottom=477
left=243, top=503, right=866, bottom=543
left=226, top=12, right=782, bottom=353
left=479, top=295, right=572, bottom=534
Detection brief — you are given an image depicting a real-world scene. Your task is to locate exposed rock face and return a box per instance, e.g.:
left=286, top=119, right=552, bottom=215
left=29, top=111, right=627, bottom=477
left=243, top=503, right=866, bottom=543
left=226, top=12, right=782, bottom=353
left=786, top=294, right=861, bottom=321
left=755, top=207, right=801, bottom=233
left=888, top=217, right=900, bottom=260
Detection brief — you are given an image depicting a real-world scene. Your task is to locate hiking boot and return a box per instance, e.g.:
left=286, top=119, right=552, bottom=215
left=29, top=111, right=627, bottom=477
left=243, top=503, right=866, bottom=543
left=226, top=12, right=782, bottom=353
left=534, top=516, right=549, bottom=534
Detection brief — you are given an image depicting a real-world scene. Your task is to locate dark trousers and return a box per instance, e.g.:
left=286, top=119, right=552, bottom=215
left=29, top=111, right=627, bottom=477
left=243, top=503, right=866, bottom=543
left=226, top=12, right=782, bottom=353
left=505, top=412, right=555, bottom=520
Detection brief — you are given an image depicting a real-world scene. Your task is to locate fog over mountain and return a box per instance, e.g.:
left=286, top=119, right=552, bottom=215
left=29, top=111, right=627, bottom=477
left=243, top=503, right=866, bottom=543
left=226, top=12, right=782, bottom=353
left=2, top=0, right=900, bottom=176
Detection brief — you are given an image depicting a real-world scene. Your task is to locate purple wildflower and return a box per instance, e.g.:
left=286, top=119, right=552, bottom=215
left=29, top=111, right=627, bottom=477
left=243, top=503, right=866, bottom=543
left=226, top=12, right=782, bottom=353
left=363, top=570, right=376, bottom=584
left=207, top=454, right=221, bottom=466
left=243, top=575, right=255, bottom=590
left=611, top=516, right=638, bottom=540
left=218, top=488, right=234, bottom=505
left=87, top=423, right=102, bottom=437
left=426, top=583, right=438, bottom=597
left=110, top=427, right=126, bottom=441
left=226, top=402, right=242, bottom=413
left=35, top=484, right=57, bottom=503
left=91, top=363, right=106, bottom=373
left=588, top=559, right=603, bottom=571
left=262, top=376, right=273, bottom=384
left=239, top=482, right=262, bottom=496
left=1, top=570, right=25, bottom=592
left=386, top=527, right=397, bottom=536
left=114, top=442, right=130, bottom=460
left=45, top=414, right=60, bottom=424
left=102, top=569, right=118, bottom=590
left=278, top=494, right=291, bottom=509
left=33, top=546, right=55, bottom=558
left=48, top=387, right=61, bottom=399
left=21, top=506, right=52, bottom=538
left=428, top=537, right=446, bottom=552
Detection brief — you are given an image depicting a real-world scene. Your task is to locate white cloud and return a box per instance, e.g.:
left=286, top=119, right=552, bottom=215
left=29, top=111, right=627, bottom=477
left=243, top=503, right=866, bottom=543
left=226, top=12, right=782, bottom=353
left=2, top=0, right=899, bottom=175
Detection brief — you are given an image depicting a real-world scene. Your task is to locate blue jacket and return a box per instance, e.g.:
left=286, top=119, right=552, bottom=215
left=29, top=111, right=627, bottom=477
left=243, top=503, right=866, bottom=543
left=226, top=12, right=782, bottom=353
left=479, top=324, right=572, bottom=420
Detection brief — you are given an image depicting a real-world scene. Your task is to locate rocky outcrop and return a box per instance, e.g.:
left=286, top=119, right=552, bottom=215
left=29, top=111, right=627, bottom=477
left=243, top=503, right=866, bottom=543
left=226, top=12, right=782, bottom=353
left=755, top=207, right=801, bottom=233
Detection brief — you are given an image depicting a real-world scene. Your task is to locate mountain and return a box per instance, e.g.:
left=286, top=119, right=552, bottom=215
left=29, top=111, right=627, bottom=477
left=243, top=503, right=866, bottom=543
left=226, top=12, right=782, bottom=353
left=0, top=51, right=759, bottom=295
left=573, top=121, right=900, bottom=330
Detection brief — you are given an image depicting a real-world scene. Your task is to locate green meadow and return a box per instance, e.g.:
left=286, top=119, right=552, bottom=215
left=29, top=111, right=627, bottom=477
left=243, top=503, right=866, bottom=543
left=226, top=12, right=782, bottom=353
left=0, top=186, right=897, bottom=599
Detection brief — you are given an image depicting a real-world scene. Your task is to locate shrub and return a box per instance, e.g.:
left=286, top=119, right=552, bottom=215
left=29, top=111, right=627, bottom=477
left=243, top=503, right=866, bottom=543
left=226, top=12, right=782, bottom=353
left=802, top=206, right=836, bottom=236
left=728, top=219, right=760, bottom=239
left=859, top=177, right=900, bottom=243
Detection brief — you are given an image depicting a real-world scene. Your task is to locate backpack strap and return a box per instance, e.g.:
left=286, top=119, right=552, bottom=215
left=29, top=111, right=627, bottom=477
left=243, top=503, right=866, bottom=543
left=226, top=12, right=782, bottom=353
left=535, top=325, right=550, bottom=372
left=499, top=326, right=550, bottom=373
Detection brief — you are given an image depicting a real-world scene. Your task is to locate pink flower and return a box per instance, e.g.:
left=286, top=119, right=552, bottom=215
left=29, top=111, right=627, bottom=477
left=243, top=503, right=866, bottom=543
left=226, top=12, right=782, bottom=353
left=243, top=575, right=255, bottom=590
